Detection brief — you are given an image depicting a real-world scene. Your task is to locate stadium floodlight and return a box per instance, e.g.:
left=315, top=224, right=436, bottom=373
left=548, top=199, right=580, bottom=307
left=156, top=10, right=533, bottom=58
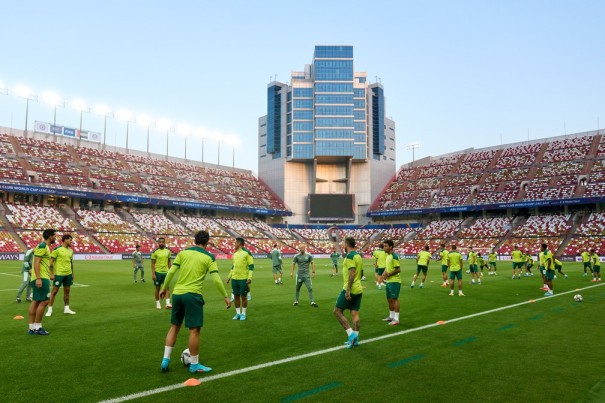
left=177, top=124, right=193, bottom=161
left=156, top=118, right=174, bottom=160
left=116, top=109, right=135, bottom=151
left=71, top=99, right=91, bottom=139
left=195, top=127, right=210, bottom=163
left=225, top=135, right=241, bottom=168
left=406, top=141, right=421, bottom=165
left=137, top=113, right=155, bottom=154
left=95, top=104, right=114, bottom=148
left=41, top=91, right=65, bottom=126
left=14, top=85, right=38, bottom=134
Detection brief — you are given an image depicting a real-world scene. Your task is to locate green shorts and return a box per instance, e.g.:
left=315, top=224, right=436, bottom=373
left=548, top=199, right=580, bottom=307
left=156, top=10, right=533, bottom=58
left=154, top=272, right=167, bottom=287
left=512, top=262, right=524, bottom=269
left=449, top=270, right=462, bottom=280
left=469, top=264, right=478, bottom=273
left=134, top=264, right=144, bottom=270
left=544, top=269, right=555, bottom=280
left=527, top=263, right=534, bottom=269
left=31, top=278, right=50, bottom=302
left=331, top=261, right=338, bottom=269
left=171, top=293, right=205, bottom=328
left=53, top=274, right=73, bottom=288
left=385, top=282, right=401, bottom=299
left=335, top=290, right=362, bottom=311
left=441, top=265, right=448, bottom=273
left=489, top=262, right=496, bottom=267
left=231, top=279, right=249, bottom=296
left=555, top=264, right=562, bottom=271
left=272, top=264, right=283, bottom=274
left=416, top=265, right=428, bottom=274
left=375, top=268, right=385, bottom=276
left=539, top=266, right=545, bottom=274
left=594, top=265, right=601, bottom=273
left=584, top=262, right=592, bottom=269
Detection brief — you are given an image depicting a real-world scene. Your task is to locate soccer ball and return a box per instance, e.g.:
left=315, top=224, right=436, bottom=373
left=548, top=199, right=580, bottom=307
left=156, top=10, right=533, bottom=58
left=465, top=270, right=470, bottom=274
left=180, top=348, right=192, bottom=366
left=573, top=294, right=583, bottom=302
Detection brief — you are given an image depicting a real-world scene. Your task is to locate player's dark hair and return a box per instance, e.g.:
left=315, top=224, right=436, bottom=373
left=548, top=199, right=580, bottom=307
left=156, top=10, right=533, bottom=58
left=135, top=245, right=140, bottom=248
left=195, top=230, right=210, bottom=246
left=236, top=237, right=245, bottom=245
left=158, top=237, right=165, bottom=242
left=440, top=242, right=445, bottom=247
left=451, top=244, right=457, bottom=250
left=541, top=243, right=547, bottom=249
left=345, top=237, right=355, bottom=248
left=273, top=243, right=277, bottom=248
left=590, top=249, right=595, bottom=253
left=424, top=245, right=429, bottom=251
left=62, top=234, right=72, bottom=242
left=383, top=239, right=394, bottom=248
left=42, top=229, right=56, bottom=240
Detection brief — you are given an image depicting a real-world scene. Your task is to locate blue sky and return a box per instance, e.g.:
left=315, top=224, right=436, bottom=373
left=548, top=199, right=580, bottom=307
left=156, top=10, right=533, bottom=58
left=1, top=1, right=603, bottom=173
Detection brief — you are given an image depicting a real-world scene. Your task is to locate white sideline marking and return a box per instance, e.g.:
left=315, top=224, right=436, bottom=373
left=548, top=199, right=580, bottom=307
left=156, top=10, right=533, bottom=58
left=101, top=283, right=605, bottom=403
left=0, top=273, right=90, bottom=291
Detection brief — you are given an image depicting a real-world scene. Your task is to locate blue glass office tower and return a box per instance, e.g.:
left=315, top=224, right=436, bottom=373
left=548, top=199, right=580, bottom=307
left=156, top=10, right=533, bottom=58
left=259, top=46, right=396, bottom=224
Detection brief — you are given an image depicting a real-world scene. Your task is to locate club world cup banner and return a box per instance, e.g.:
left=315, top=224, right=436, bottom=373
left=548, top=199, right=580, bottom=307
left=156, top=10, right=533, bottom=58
left=34, top=121, right=101, bottom=143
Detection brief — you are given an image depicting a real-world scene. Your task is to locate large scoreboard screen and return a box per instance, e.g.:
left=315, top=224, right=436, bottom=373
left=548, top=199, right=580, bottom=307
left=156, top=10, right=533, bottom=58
left=309, top=194, right=355, bottom=221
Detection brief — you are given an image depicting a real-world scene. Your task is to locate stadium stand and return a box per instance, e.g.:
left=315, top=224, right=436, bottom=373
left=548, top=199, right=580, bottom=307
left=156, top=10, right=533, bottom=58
left=0, top=231, right=20, bottom=252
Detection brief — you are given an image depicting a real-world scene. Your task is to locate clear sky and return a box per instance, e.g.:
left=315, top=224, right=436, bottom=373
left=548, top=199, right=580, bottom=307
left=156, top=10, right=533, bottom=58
left=1, top=1, right=604, bottom=174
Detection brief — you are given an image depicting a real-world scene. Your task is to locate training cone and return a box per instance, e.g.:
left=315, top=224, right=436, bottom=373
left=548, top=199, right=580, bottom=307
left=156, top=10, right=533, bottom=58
left=13, top=315, right=24, bottom=320
left=436, top=320, right=447, bottom=325
left=184, top=378, right=201, bottom=387
left=529, top=300, right=535, bottom=303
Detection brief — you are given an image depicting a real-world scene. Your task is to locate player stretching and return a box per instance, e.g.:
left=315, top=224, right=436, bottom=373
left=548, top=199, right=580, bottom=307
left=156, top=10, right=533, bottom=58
left=16, top=248, right=34, bottom=303
left=511, top=245, right=523, bottom=279
left=590, top=249, right=601, bottom=282
left=132, top=245, right=145, bottom=283
left=28, top=229, right=56, bottom=335
left=152, top=237, right=173, bottom=310
left=291, top=244, right=318, bottom=307
left=538, top=248, right=548, bottom=291
left=159, top=230, right=231, bottom=373
left=468, top=247, right=481, bottom=285
left=45, top=234, right=76, bottom=316
left=447, top=244, right=465, bottom=296
left=488, top=249, right=498, bottom=275
left=330, top=248, right=340, bottom=277
left=553, top=257, right=568, bottom=279
left=581, top=248, right=593, bottom=277
left=524, top=251, right=534, bottom=276
left=372, top=245, right=387, bottom=289
left=227, top=237, right=254, bottom=320
left=477, top=253, right=486, bottom=277
left=542, top=244, right=555, bottom=296
left=439, top=243, right=449, bottom=286
left=412, top=245, right=431, bottom=288
left=334, top=237, right=363, bottom=349
left=381, top=240, right=401, bottom=325
left=270, top=244, right=283, bottom=285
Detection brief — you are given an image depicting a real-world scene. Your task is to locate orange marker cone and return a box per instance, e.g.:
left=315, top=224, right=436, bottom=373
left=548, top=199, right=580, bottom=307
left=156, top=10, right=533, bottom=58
left=184, top=378, right=201, bottom=387
left=13, top=315, right=24, bottom=320
left=529, top=299, right=535, bottom=303
left=436, top=320, right=447, bottom=325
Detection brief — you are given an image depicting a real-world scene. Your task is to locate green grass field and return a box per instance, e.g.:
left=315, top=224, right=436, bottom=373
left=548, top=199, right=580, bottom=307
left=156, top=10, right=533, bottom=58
left=1, top=258, right=605, bottom=403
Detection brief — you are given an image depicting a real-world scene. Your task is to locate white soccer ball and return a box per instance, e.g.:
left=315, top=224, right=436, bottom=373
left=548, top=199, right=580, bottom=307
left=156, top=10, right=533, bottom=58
left=465, top=270, right=470, bottom=274
left=181, top=348, right=192, bottom=366
left=573, top=294, right=583, bottom=302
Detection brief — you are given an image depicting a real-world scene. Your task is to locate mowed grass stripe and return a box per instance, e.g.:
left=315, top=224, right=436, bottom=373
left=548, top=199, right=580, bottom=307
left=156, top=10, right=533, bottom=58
left=280, top=382, right=342, bottom=402
left=100, top=282, right=605, bottom=403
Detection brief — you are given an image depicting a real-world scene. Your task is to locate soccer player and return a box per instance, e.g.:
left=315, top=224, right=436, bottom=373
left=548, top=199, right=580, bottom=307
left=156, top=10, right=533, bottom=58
left=581, top=248, right=593, bottom=277
left=412, top=245, right=431, bottom=288
left=447, top=244, right=465, bottom=296
left=553, top=257, right=568, bottom=279
left=541, top=244, right=555, bottom=296
left=477, top=253, right=486, bottom=276
left=330, top=248, right=340, bottom=277
left=270, top=244, right=283, bottom=285
left=27, top=229, right=56, bottom=335
left=525, top=251, right=534, bottom=276
left=132, top=245, right=145, bottom=283
left=159, top=230, right=231, bottom=373
left=439, top=243, right=449, bottom=286
left=590, top=249, right=601, bottom=282
left=372, top=245, right=387, bottom=289
left=468, top=247, right=481, bottom=285
left=511, top=245, right=523, bottom=279
left=45, top=234, right=76, bottom=317
left=334, top=237, right=363, bottom=349
left=226, top=237, right=254, bottom=320
left=291, top=244, right=318, bottom=307
left=488, top=249, right=498, bottom=275
left=381, top=239, right=401, bottom=326
left=152, top=237, right=173, bottom=310
left=16, top=247, right=34, bottom=303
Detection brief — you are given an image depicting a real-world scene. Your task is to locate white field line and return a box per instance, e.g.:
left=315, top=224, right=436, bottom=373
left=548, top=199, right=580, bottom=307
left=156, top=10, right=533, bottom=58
left=0, top=272, right=90, bottom=291
left=100, top=283, right=605, bottom=403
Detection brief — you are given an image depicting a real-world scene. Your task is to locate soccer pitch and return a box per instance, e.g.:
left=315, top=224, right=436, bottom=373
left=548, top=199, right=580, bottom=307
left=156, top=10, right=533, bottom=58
left=1, top=258, right=604, bottom=403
